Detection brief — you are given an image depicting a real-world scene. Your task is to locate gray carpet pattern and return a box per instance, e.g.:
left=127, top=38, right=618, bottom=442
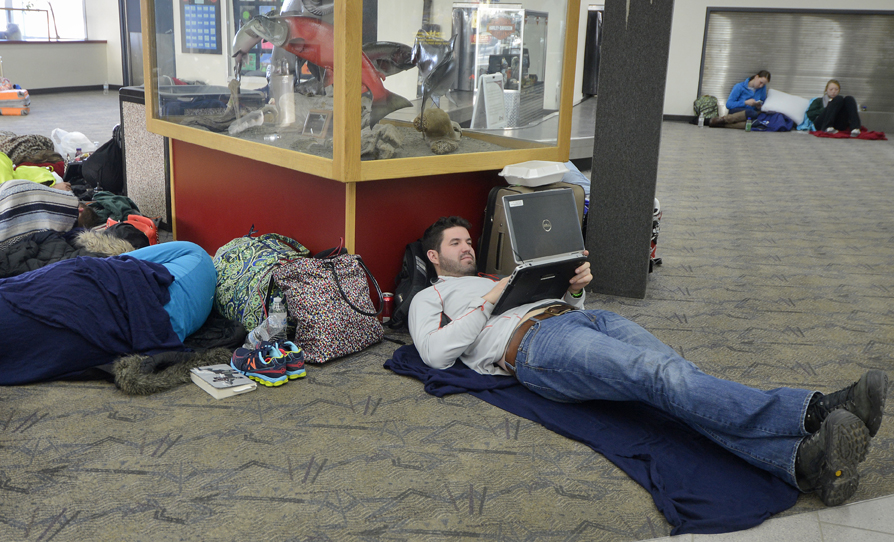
left=1, top=122, right=893, bottom=541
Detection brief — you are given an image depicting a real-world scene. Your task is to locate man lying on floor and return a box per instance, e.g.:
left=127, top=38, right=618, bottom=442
left=408, top=216, right=888, bottom=507
left=0, top=241, right=216, bottom=385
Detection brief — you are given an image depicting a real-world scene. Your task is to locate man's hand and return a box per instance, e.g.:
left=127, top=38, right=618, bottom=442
left=482, top=276, right=510, bottom=305
left=745, top=98, right=756, bottom=106
left=568, top=251, right=592, bottom=295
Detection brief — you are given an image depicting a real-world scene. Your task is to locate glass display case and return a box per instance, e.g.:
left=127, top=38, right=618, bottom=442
left=452, top=4, right=548, bottom=127
left=141, top=0, right=579, bottom=182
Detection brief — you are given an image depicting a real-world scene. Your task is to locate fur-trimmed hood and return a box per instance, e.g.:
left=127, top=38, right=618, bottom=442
left=0, top=229, right=133, bottom=279
left=114, top=348, right=233, bottom=395
left=75, top=229, right=137, bottom=256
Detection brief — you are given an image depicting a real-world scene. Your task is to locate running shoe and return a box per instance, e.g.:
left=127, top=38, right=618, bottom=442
left=276, top=340, right=306, bottom=379
left=230, top=343, right=287, bottom=386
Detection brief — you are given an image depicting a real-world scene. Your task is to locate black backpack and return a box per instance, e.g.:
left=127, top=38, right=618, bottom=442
left=82, top=125, right=124, bottom=194
left=388, top=240, right=437, bottom=329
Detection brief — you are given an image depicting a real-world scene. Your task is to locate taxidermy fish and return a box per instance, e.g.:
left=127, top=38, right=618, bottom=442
left=267, top=0, right=334, bottom=93
left=281, top=0, right=333, bottom=17
left=411, top=31, right=453, bottom=83
left=233, top=15, right=412, bottom=125
left=362, top=41, right=415, bottom=78
left=233, top=15, right=288, bottom=72
left=420, top=35, right=458, bottom=129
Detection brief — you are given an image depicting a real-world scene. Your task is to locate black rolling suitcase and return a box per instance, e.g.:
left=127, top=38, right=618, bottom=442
left=477, top=182, right=586, bottom=275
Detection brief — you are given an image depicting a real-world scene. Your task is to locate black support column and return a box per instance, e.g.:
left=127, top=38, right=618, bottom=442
left=585, top=0, right=674, bottom=298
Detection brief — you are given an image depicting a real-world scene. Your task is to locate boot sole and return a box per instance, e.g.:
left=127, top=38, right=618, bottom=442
left=861, top=370, right=888, bottom=437
left=819, top=410, right=871, bottom=506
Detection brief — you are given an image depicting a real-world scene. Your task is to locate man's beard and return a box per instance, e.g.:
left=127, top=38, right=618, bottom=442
left=439, top=253, right=477, bottom=277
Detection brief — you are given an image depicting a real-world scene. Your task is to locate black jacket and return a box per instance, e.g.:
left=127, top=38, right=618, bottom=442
left=0, top=230, right=100, bottom=279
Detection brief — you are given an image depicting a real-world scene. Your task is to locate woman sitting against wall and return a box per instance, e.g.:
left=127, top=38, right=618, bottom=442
left=709, top=70, right=771, bottom=129
left=806, top=79, right=862, bottom=137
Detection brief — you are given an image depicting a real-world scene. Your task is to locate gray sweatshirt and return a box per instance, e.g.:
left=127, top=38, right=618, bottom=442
left=408, top=275, right=586, bottom=375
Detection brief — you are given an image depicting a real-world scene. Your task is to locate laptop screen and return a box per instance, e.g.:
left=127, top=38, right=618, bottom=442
left=503, top=189, right=585, bottom=263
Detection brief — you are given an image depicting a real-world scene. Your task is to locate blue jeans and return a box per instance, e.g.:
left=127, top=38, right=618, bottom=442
left=513, top=310, right=815, bottom=488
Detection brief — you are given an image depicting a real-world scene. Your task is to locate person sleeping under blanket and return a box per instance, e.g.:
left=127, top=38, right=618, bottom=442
left=0, top=241, right=216, bottom=385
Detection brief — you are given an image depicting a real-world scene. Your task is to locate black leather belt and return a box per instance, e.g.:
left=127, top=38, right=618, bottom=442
left=503, top=303, right=577, bottom=372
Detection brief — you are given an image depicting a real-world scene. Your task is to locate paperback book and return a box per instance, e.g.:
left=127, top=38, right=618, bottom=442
left=190, top=364, right=257, bottom=399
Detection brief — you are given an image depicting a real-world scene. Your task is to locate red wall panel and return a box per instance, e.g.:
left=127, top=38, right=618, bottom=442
left=355, top=171, right=503, bottom=290
left=170, top=140, right=504, bottom=288
left=171, top=140, right=346, bottom=255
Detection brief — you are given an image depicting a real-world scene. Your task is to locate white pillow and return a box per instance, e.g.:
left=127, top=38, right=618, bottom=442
left=761, top=89, right=811, bottom=125
left=717, top=101, right=728, bottom=118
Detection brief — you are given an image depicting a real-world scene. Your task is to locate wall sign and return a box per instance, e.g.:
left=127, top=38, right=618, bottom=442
left=180, top=0, right=222, bottom=55
left=470, top=73, right=507, bottom=129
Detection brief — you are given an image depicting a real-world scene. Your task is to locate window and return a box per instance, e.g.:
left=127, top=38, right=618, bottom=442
left=1, top=0, right=86, bottom=41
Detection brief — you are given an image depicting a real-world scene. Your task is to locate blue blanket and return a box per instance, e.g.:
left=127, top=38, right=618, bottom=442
left=0, top=255, right=185, bottom=384
left=385, top=345, right=799, bottom=535
left=752, top=112, right=794, bottom=132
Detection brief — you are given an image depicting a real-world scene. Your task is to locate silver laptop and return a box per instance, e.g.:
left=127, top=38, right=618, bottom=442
left=491, top=189, right=587, bottom=315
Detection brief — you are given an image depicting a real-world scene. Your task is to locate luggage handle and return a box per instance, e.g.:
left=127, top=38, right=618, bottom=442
left=324, top=255, right=383, bottom=318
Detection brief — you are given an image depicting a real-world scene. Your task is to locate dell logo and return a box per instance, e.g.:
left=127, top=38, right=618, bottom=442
left=542, top=219, right=552, bottom=232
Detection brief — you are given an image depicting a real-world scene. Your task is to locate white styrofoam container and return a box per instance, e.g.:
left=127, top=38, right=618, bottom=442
left=498, top=160, right=569, bottom=187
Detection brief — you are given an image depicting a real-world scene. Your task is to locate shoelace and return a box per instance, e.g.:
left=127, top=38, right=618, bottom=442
left=260, top=346, right=284, bottom=365
left=804, top=380, right=857, bottom=433
left=814, top=382, right=857, bottom=417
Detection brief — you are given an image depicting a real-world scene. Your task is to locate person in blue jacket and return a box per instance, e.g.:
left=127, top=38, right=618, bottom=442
left=710, top=70, right=771, bottom=129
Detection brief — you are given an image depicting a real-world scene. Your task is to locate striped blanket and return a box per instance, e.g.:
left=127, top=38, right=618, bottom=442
left=0, top=179, right=79, bottom=244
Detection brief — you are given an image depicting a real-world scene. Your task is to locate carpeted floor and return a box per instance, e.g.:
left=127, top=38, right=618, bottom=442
left=1, top=122, right=892, bottom=541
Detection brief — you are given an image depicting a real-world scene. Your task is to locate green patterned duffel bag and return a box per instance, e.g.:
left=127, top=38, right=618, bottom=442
left=213, top=230, right=309, bottom=330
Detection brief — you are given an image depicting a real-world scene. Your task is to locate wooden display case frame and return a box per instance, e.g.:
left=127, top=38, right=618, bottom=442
left=140, top=0, right=581, bottom=184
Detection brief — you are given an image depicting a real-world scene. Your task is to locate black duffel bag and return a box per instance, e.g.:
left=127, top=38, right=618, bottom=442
left=81, top=124, right=124, bottom=194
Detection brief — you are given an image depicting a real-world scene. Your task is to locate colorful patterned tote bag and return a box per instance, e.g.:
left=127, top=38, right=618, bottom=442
left=272, top=243, right=384, bottom=363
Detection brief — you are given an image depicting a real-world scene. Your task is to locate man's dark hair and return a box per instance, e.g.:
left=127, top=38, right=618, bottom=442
left=421, top=216, right=472, bottom=254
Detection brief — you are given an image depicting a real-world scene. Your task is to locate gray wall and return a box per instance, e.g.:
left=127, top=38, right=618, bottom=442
left=699, top=9, right=894, bottom=114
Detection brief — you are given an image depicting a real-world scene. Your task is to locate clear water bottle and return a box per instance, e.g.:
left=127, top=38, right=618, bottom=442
left=268, top=297, right=287, bottom=343
left=245, top=324, right=270, bottom=348
left=697, top=113, right=704, bottom=128
left=745, top=117, right=752, bottom=132
left=245, top=297, right=288, bottom=348
left=103, top=83, right=109, bottom=95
